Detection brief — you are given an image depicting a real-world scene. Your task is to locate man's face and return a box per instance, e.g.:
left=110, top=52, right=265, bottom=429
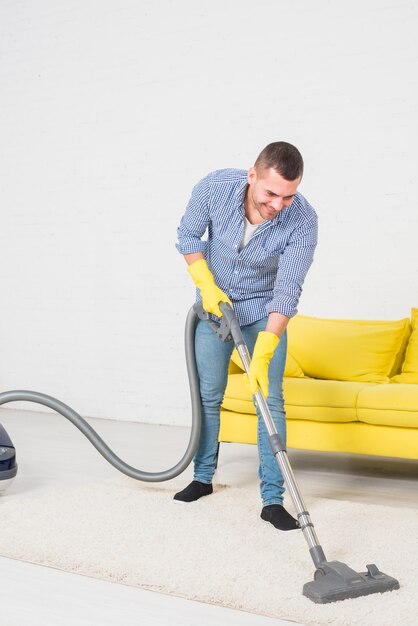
left=246, top=166, right=301, bottom=221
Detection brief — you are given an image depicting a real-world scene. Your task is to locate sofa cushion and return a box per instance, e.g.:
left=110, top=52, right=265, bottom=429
left=222, top=374, right=369, bottom=423
left=222, top=373, right=256, bottom=415
left=287, top=314, right=410, bottom=383
left=357, top=384, right=418, bottom=428
left=284, top=353, right=305, bottom=378
left=391, top=308, right=418, bottom=384
left=284, top=378, right=369, bottom=422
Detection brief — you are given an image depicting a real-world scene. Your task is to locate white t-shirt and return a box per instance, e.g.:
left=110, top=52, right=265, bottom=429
left=239, top=217, right=260, bottom=251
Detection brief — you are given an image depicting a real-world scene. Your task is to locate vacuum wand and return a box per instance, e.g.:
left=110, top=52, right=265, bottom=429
left=217, top=302, right=326, bottom=567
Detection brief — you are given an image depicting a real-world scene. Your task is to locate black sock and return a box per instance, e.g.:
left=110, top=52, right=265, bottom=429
left=261, top=504, right=300, bottom=531
left=173, top=480, right=213, bottom=503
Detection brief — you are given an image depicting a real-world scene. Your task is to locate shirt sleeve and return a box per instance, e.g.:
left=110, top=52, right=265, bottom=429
left=175, top=174, right=211, bottom=255
left=266, top=214, right=318, bottom=318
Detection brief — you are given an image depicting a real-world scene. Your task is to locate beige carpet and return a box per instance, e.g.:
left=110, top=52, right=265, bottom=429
left=0, top=477, right=416, bottom=626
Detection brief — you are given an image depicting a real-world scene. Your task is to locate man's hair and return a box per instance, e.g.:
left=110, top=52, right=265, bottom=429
left=254, top=141, right=304, bottom=181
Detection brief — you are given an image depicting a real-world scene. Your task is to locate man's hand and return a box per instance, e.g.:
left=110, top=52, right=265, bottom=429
left=248, top=331, right=280, bottom=397
left=187, top=259, right=232, bottom=317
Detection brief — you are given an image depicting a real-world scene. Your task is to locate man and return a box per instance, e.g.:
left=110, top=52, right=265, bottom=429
left=174, top=142, right=318, bottom=531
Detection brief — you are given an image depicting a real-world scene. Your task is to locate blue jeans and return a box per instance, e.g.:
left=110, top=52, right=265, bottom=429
left=194, top=317, right=287, bottom=506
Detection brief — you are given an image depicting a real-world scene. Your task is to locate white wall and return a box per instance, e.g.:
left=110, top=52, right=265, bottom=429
left=1, top=0, right=417, bottom=425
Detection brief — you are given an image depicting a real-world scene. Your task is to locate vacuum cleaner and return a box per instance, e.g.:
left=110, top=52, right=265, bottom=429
left=0, top=302, right=400, bottom=604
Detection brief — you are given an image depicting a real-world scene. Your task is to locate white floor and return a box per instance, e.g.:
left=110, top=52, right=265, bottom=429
left=0, top=408, right=417, bottom=626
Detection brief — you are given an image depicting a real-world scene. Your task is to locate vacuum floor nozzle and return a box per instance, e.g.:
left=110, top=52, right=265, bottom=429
left=303, top=560, right=400, bottom=603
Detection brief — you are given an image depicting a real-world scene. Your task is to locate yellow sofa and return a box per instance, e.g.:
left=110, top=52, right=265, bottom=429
left=219, top=309, right=418, bottom=460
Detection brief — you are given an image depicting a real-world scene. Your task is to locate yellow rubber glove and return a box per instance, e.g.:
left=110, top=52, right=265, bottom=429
left=248, top=331, right=280, bottom=397
left=187, top=259, right=232, bottom=317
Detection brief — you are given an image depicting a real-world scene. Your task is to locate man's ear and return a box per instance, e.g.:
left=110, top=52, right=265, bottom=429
left=247, top=166, right=256, bottom=185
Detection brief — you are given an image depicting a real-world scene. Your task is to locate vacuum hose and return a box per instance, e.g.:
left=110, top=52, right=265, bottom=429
left=0, top=305, right=202, bottom=482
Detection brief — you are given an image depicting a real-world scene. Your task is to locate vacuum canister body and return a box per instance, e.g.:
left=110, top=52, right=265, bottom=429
left=0, top=423, right=17, bottom=492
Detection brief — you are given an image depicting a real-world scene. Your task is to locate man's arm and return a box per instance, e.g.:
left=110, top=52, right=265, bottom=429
left=266, top=214, right=318, bottom=319
left=250, top=213, right=317, bottom=397
left=176, top=175, right=211, bottom=256
left=265, top=311, right=290, bottom=338
left=184, top=252, right=205, bottom=265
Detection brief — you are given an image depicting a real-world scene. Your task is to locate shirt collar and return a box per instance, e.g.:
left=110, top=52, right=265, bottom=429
left=235, top=178, right=248, bottom=209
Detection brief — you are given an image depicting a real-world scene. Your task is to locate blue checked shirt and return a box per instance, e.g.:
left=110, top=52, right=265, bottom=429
left=176, top=169, right=318, bottom=326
